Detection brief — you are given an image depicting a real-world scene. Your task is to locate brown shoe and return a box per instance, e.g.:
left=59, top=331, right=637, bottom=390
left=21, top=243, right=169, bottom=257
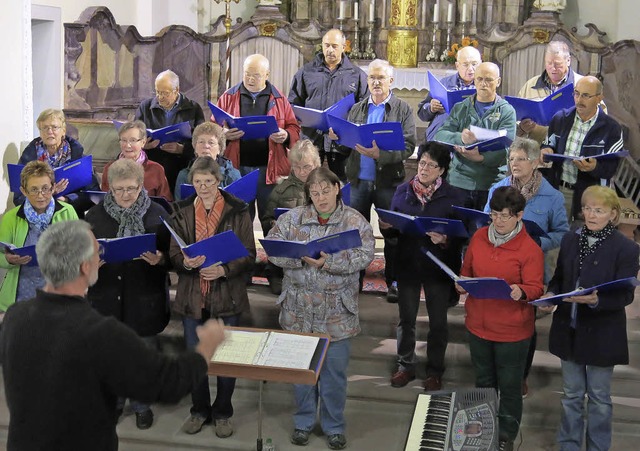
left=390, top=369, right=415, bottom=388
left=423, top=376, right=442, bottom=392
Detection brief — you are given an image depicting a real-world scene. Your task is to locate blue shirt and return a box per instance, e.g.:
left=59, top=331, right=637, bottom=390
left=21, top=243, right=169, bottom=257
left=359, top=94, right=391, bottom=181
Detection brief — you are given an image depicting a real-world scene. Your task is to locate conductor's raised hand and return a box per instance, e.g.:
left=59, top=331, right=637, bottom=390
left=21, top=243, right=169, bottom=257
left=195, top=319, right=227, bottom=362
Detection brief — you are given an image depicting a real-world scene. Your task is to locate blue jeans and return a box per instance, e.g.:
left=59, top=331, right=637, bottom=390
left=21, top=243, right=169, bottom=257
left=183, top=313, right=240, bottom=420
left=240, top=165, right=274, bottom=234
left=558, top=360, right=614, bottom=451
left=350, top=180, right=396, bottom=284
left=293, top=339, right=351, bottom=435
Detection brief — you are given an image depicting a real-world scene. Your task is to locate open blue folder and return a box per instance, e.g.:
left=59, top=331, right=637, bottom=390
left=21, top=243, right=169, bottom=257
left=0, top=242, right=38, bottom=266
left=529, top=277, right=640, bottom=307
left=161, top=217, right=249, bottom=267
left=113, top=120, right=192, bottom=146
left=505, top=84, right=574, bottom=126
left=292, top=94, right=355, bottom=131
left=208, top=102, right=279, bottom=140
left=375, top=208, right=468, bottom=237
left=8, top=155, right=94, bottom=196
left=543, top=150, right=629, bottom=163
left=97, top=234, right=157, bottom=264
left=423, top=249, right=513, bottom=300
left=260, top=229, right=362, bottom=259
left=180, top=169, right=260, bottom=203
left=452, top=206, right=548, bottom=239
left=427, top=71, right=476, bottom=113
left=273, top=183, right=352, bottom=219
left=326, top=115, right=406, bottom=151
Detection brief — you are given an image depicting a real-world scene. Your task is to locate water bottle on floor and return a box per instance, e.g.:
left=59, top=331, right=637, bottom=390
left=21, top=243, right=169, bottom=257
left=263, top=438, right=276, bottom=451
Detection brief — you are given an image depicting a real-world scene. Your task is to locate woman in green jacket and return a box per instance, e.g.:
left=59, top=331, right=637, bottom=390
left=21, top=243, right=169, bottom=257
left=0, top=161, right=78, bottom=313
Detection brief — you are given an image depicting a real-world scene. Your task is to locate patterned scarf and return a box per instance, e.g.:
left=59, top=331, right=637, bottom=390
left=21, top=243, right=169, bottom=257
left=511, top=170, right=543, bottom=202
left=487, top=220, right=523, bottom=247
left=410, top=175, right=442, bottom=206
left=23, top=198, right=55, bottom=232
left=103, top=189, right=151, bottom=237
left=35, top=138, right=72, bottom=168
left=118, top=149, right=148, bottom=165
left=194, top=193, right=226, bottom=296
left=578, top=222, right=615, bottom=269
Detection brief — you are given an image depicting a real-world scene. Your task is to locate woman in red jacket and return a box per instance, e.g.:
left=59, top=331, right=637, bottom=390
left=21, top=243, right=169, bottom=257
left=458, top=186, right=544, bottom=451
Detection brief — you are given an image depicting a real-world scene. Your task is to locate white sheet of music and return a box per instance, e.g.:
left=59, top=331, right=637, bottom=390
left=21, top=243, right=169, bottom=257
left=211, top=331, right=268, bottom=365
left=255, top=333, right=320, bottom=369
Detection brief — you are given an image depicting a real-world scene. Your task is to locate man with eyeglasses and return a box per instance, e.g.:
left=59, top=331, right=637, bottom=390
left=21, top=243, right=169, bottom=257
left=435, top=62, right=516, bottom=211
left=288, top=29, right=369, bottom=181
left=332, top=58, right=416, bottom=302
left=541, top=76, right=623, bottom=222
left=215, top=54, right=300, bottom=233
left=418, top=46, right=482, bottom=141
left=135, top=70, right=205, bottom=192
left=517, top=41, right=589, bottom=144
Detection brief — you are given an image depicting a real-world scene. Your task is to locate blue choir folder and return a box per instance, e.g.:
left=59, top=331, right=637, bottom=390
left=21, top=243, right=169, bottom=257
left=208, top=102, right=279, bottom=140
left=8, top=155, right=94, bottom=196
left=326, top=115, right=406, bottom=151
left=97, top=233, right=157, bottom=264
left=161, top=217, right=249, bottom=267
left=452, top=206, right=548, bottom=239
left=423, top=249, right=513, bottom=300
left=505, top=83, right=574, bottom=126
left=292, top=94, right=355, bottom=131
left=180, top=169, right=259, bottom=203
left=260, top=229, right=362, bottom=259
left=375, top=208, right=469, bottom=237
left=427, top=71, right=476, bottom=113
left=113, top=120, right=192, bottom=146
left=543, top=149, right=629, bottom=163
left=0, top=242, right=38, bottom=266
left=529, top=277, right=640, bottom=307
left=468, top=135, right=513, bottom=153
left=272, top=183, right=352, bottom=219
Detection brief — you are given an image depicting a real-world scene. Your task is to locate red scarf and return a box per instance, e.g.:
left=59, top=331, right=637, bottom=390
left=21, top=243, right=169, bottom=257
left=194, top=193, right=225, bottom=298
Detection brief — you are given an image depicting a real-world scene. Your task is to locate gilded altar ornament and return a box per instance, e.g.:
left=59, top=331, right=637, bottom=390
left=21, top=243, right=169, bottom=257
left=388, top=30, right=418, bottom=68
left=389, top=0, right=418, bottom=27
left=259, top=23, right=278, bottom=36
left=532, top=29, right=551, bottom=44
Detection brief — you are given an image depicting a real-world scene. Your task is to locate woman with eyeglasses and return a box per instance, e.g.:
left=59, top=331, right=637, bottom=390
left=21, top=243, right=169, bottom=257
left=460, top=185, right=544, bottom=451
left=0, top=161, right=78, bottom=314
left=85, top=158, right=172, bottom=430
left=101, top=120, right=173, bottom=201
left=169, top=156, right=255, bottom=439
left=484, top=137, right=569, bottom=397
left=15, top=109, right=100, bottom=218
left=174, top=122, right=240, bottom=201
left=378, top=142, right=466, bottom=392
left=265, top=167, right=374, bottom=450
left=538, top=186, right=639, bottom=451
left=261, top=139, right=322, bottom=294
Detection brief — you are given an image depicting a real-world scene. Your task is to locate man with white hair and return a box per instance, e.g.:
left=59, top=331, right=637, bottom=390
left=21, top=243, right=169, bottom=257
left=418, top=45, right=482, bottom=141
left=333, top=59, right=416, bottom=303
left=215, top=54, right=300, bottom=232
left=135, top=69, right=205, bottom=191
left=0, top=220, right=226, bottom=451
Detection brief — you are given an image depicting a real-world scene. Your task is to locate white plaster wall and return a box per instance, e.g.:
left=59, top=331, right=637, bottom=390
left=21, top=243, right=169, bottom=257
left=563, top=0, right=639, bottom=43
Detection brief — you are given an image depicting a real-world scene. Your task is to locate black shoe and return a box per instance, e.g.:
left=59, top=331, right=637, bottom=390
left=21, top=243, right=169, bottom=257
left=386, top=283, right=398, bottom=303
left=135, top=409, right=154, bottom=430
left=291, top=429, right=310, bottom=446
left=327, top=433, right=347, bottom=450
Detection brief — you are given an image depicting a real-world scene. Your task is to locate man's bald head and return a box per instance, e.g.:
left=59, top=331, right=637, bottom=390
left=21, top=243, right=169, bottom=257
left=243, top=54, right=270, bottom=93
left=322, top=29, right=347, bottom=70
left=455, top=46, right=482, bottom=84
left=574, top=75, right=603, bottom=120
left=474, top=62, right=501, bottom=102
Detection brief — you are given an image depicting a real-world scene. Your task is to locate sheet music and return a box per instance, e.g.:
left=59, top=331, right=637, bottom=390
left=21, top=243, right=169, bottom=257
left=211, top=331, right=269, bottom=365
left=254, top=333, right=320, bottom=369
left=470, top=125, right=507, bottom=141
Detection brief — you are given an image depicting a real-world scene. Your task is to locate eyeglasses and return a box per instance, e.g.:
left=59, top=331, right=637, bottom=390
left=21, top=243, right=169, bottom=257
left=26, top=186, right=53, bottom=196
left=40, top=125, right=62, bottom=132
left=309, top=189, right=333, bottom=199
left=192, top=179, right=219, bottom=189
left=368, top=75, right=389, bottom=83
left=112, top=186, right=140, bottom=196
left=292, top=164, right=315, bottom=172
left=508, top=157, right=533, bottom=164
left=489, top=211, right=514, bottom=222
left=243, top=72, right=265, bottom=81
left=459, top=62, right=480, bottom=69
left=155, top=89, right=176, bottom=97
left=581, top=206, right=612, bottom=217
left=573, top=90, right=599, bottom=100
left=418, top=161, right=440, bottom=169
left=196, top=140, right=219, bottom=148
left=474, top=77, right=496, bottom=85
left=119, top=138, right=144, bottom=146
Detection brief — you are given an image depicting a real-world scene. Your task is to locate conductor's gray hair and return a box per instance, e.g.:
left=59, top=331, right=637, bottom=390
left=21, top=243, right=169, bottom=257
left=36, top=221, right=95, bottom=288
